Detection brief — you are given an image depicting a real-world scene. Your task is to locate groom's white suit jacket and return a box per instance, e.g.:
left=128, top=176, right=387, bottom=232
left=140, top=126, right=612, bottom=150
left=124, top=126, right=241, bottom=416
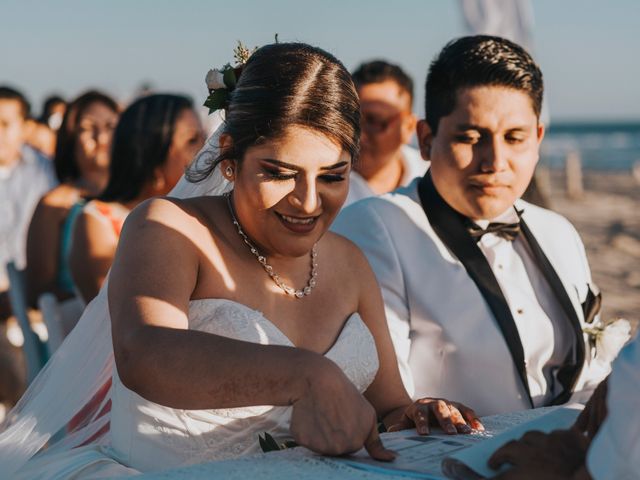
left=333, top=176, right=610, bottom=416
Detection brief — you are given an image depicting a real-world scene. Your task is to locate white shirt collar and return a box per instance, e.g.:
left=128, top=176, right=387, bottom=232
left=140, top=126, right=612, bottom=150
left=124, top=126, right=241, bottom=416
left=473, top=206, right=520, bottom=229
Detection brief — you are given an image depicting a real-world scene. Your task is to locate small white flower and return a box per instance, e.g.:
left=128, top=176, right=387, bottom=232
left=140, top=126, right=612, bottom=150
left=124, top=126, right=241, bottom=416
left=587, top=318, right=632, bottom=364
left=205, top=69, right=226, bottom=90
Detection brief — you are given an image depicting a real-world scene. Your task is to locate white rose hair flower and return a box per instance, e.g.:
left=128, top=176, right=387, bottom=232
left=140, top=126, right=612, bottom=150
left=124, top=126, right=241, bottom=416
left=203, top=41, right=258, bottom=114
left=205, top=69, right=226, bottom=90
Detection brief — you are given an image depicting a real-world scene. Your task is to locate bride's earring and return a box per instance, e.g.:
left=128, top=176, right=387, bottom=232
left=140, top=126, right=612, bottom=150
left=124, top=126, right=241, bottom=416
left=225, top=165, right=234, bottom=180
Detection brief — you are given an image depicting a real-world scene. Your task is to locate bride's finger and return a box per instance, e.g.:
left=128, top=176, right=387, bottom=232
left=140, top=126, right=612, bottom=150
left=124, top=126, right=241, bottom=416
left=457, top=403, right=484, bottom=431
left=431, top=400, right=457, bottom=435
left=448, top=405, right=472, bottom=434
left=386, top=413, right=413, bottom=433
left=411, top=405, right=431, bottom=435
left=364, top=422, right=396, bottom=462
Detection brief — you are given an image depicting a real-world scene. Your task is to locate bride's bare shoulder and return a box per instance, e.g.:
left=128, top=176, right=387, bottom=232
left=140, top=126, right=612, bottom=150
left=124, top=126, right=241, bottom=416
left=118, top=196, right=226, bottom=257
left=125, top=196, right=223, bottom=232
left=322, top=231, right=376, bottom=284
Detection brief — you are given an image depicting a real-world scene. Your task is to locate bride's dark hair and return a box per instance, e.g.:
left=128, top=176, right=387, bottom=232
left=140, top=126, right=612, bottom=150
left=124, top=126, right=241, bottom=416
left=189, top=42, right=360, bottom=181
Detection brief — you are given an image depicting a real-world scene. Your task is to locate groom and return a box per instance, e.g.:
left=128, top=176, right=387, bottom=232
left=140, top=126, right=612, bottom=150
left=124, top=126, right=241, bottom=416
left=333, top=35, right=612, bottom=416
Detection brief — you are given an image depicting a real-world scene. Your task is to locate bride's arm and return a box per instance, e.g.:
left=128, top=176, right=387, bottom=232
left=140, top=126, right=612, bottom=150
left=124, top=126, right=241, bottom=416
left=346, top=241, right=482, bottom=433
left=110, top=198, right=395, bottom=459
left=109, top=197, right=331, bottom=410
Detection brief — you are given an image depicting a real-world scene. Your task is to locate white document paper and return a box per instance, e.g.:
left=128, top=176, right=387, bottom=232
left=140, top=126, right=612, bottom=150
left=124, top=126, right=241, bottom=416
left=333, top=405, right=582, bottom=479
left=442, top=404, right=583, bottom=479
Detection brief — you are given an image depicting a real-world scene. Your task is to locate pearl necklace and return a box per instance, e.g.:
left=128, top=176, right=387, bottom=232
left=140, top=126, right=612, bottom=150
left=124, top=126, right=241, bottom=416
left=226, top=193, right=318, bottom=298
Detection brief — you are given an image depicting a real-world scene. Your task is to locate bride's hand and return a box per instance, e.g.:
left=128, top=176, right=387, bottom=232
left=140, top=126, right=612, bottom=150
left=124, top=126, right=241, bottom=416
left=386, top=397, right=483, bottom=435
left=290, top=356, right=396, bottom=461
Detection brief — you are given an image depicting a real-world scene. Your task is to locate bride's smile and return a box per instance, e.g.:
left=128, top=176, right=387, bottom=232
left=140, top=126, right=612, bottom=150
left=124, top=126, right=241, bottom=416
left=222, top=125, right=351, bottom=258
left=275, top=212, right=319, bottom=234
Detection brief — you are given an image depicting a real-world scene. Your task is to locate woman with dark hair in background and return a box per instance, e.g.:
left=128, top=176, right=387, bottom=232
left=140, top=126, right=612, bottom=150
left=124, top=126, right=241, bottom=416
left=69, top=93, right=204, bottom=304
left=26, top=91, right=118, bottom=307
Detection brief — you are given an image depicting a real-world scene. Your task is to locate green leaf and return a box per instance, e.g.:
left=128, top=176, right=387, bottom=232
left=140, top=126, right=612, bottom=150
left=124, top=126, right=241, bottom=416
left=259, top=432, right=282, bottom=453
left=223, top=67, right=237, bottom=89
left=258, top=432, right=298, bottom=453
left=258, top=434, right=269, bottom=452
left=265, top=432, right=281, bottom=451
left=203, top=89, right=229, bottom=114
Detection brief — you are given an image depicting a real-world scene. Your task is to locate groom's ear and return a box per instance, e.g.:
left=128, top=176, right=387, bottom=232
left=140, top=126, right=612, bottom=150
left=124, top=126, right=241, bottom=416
left=416, top=120, right=433, bottom=161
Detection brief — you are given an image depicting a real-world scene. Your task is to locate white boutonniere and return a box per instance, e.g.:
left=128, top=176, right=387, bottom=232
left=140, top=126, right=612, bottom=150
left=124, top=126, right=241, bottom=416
left=584, top=318, right=632, bottom=364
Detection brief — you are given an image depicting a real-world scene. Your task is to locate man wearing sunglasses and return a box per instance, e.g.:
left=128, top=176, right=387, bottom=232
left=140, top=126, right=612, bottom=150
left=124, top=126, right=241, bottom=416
left=346, top=61, right=427, bottom=206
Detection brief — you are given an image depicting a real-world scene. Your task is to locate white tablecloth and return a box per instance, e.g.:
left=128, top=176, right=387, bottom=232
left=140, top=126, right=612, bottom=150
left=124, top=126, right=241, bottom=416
left=127, top=407, right=557, bottom=480
left=134, top=447, right=420, bottom=480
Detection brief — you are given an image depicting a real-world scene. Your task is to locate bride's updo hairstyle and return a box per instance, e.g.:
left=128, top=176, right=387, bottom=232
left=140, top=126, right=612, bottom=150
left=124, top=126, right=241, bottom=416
left=191, top=42, right=360, bottom=180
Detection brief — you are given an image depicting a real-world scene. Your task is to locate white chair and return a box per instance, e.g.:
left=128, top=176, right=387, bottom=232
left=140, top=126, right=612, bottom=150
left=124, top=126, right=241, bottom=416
left=38, top=293, right=84, bottom=355
left=6, top=262, right=47, bottom=384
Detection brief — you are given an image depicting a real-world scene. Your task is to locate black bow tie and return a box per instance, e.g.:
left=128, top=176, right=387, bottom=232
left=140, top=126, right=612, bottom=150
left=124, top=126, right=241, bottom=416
left=467, top=220, right=521, bottom=242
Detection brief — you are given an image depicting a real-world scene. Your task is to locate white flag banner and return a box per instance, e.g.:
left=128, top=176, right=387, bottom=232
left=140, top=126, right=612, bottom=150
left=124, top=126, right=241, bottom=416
left=460, top=0, right=534, bottom=50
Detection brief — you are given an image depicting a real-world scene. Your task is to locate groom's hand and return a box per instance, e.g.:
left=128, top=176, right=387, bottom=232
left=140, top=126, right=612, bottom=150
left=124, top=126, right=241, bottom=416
left=289, top=355, right=395, bottom=461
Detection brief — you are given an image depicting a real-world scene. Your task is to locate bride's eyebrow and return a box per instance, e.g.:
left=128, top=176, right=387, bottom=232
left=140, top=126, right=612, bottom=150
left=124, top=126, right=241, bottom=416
left=320, top=161, right=349, bottom=171
left=260, top=159, right=349, bottom=171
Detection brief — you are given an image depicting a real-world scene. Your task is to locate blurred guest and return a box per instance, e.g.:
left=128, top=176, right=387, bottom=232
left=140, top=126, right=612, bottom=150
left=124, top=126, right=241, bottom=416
left=39, top=95, right=66, bottom=131
left=69, top=94, right=204, bottom=303
left=24, top=117, right=56, bottom=158
left=0, top=324, right=24, bottom=411
left=0, top=86, right=57, bottom=320
left=26, top=91, right=119, bottom=306
left=346, top=60, right=425, bottom=205
left=22, top=95, right=67, bottom=158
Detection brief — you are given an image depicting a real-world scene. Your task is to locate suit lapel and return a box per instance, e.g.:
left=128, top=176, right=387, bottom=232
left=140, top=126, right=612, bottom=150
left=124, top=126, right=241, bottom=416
left=417, top=173, right=534, bottom=408
left=518, top=220, right=586, bottom=404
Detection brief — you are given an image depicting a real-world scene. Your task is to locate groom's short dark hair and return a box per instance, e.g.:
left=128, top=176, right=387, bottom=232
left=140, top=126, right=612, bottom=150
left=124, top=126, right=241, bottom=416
left=424, top=35, right=543, bottom=134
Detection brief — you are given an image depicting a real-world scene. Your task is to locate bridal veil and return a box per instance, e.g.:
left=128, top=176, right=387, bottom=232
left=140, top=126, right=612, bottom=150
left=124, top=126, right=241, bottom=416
left=0, top=113, right=229, bottom=478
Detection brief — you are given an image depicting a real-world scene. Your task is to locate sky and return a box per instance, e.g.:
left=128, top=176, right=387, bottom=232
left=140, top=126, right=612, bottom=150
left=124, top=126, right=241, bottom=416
left=1, top=0, right=639, bottom=122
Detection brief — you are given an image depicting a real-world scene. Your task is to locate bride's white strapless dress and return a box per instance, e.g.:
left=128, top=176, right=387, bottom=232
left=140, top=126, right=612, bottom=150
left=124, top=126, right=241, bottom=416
left=17, top=299, right=378, bottom=479
left=105, top=298, right=379, bottom=474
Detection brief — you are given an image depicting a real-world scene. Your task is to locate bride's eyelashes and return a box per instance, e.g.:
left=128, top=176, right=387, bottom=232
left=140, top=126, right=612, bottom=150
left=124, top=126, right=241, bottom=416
left=262, top=167, right=347, bottom=183
left=263, top=167, right=297, bottom=181
left=319, top=173, right=347, bottom=183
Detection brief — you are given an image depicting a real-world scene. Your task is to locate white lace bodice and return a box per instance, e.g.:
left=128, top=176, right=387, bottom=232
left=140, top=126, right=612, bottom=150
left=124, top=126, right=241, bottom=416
left=109, top=299, right=379, bottom=473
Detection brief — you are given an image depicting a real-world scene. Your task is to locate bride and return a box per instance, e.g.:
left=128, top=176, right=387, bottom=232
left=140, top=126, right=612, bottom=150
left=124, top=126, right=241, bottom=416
left=0, top=42, right=481, bottom=478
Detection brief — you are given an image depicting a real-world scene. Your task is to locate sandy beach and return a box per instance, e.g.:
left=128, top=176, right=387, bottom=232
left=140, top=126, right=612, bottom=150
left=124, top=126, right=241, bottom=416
left=542, top=169, right=640, bottom=326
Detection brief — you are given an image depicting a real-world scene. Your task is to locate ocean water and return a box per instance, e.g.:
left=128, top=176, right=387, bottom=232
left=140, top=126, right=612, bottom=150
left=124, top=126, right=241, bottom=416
left=541, top=121, right=640, bottom=171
